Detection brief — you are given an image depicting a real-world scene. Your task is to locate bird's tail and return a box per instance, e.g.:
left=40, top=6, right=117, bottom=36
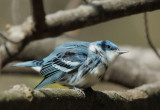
left=11, top=60, right=44, bottom=67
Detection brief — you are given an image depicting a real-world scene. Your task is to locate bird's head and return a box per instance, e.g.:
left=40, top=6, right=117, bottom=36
left=89, top=40, right=127, bottom=64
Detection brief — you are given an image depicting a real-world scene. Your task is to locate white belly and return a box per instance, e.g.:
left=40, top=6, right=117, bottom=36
left=69, top=63, right=106, bottom=88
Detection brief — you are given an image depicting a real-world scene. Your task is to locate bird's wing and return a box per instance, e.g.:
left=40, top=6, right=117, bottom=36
left=34, top=47, right=88, bottom=89
left=43, top=41, right=89, bottom=63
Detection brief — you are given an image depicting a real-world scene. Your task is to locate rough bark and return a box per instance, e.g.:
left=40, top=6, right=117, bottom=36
left=1, top=0, right=160, bottom=67
left=0, top=82, right=160, bottom=110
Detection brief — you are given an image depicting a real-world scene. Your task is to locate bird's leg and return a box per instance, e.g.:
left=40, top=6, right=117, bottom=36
left=73, top=87, right=85, bottom=96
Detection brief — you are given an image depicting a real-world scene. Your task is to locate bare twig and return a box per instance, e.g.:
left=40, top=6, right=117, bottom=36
left=30, top=0, right=46, bottom=31
left=144, top=12, right=160, bottom=58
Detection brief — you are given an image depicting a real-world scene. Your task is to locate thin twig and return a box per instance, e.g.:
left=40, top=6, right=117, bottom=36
left=144, top=12, right=160, bottom=59
left=30, top=0, right=46, bottom=31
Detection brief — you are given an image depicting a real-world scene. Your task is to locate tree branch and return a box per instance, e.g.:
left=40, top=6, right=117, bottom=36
left=0, top=82, right=160, bottom=110
left=1, top=0, right=160, bottom=67
left=44, top=0, right=160, bottom=38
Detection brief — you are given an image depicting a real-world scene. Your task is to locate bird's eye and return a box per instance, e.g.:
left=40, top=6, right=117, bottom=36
left=106, top=45, right=111, bottom=49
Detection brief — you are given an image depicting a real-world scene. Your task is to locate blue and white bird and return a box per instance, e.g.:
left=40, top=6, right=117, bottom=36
left=13, top=40, right=127, bottom=90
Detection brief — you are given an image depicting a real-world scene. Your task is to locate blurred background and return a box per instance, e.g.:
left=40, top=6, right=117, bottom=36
left=0, top=0, right=159, bottom=92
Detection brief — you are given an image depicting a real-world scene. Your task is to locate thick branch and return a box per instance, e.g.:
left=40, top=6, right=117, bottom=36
left=44, top=0, right=160, bottom=38
left=0, top=82, right=160, bottom=110
left=1, top=0, right=160, bottom=67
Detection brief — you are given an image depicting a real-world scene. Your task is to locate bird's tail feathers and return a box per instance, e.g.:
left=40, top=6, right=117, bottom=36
left=34, top=78, right=48, bottom=89
left=11, top=60, right=43, bottom=67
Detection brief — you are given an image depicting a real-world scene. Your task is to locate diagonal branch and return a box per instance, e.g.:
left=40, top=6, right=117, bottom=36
left=43, top=0, right=160, bottom=39
left=1, top=0, right=160, bottom=67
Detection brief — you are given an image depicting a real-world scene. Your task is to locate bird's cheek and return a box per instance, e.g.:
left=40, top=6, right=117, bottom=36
left=106, top=51, right=118, bottom=63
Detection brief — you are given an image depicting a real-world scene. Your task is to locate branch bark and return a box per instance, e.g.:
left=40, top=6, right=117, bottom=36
left=1, top=0, right=160, bottom=67
left=1, top=82, right=160, bottom=110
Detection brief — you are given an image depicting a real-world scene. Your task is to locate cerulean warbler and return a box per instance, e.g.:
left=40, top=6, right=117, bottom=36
left=13, top=40, right=127, bottom=90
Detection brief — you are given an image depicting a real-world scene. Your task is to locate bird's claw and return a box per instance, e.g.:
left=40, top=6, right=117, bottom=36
left=73, top=87, right=85, bottom=96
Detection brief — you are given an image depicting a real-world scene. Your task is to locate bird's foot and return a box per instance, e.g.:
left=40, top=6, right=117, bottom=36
left=73, top=87, right=85, bottom=96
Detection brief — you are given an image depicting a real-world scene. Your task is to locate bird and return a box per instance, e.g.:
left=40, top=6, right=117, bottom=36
left=12, top=40, right=127, bottom=91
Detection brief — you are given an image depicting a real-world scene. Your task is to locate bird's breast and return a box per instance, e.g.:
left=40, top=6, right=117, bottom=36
left=71, top=63, right=107, bottom=88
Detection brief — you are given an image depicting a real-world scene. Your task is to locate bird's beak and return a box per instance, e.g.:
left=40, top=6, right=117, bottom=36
left=116, top=50, right=128, bottom=54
